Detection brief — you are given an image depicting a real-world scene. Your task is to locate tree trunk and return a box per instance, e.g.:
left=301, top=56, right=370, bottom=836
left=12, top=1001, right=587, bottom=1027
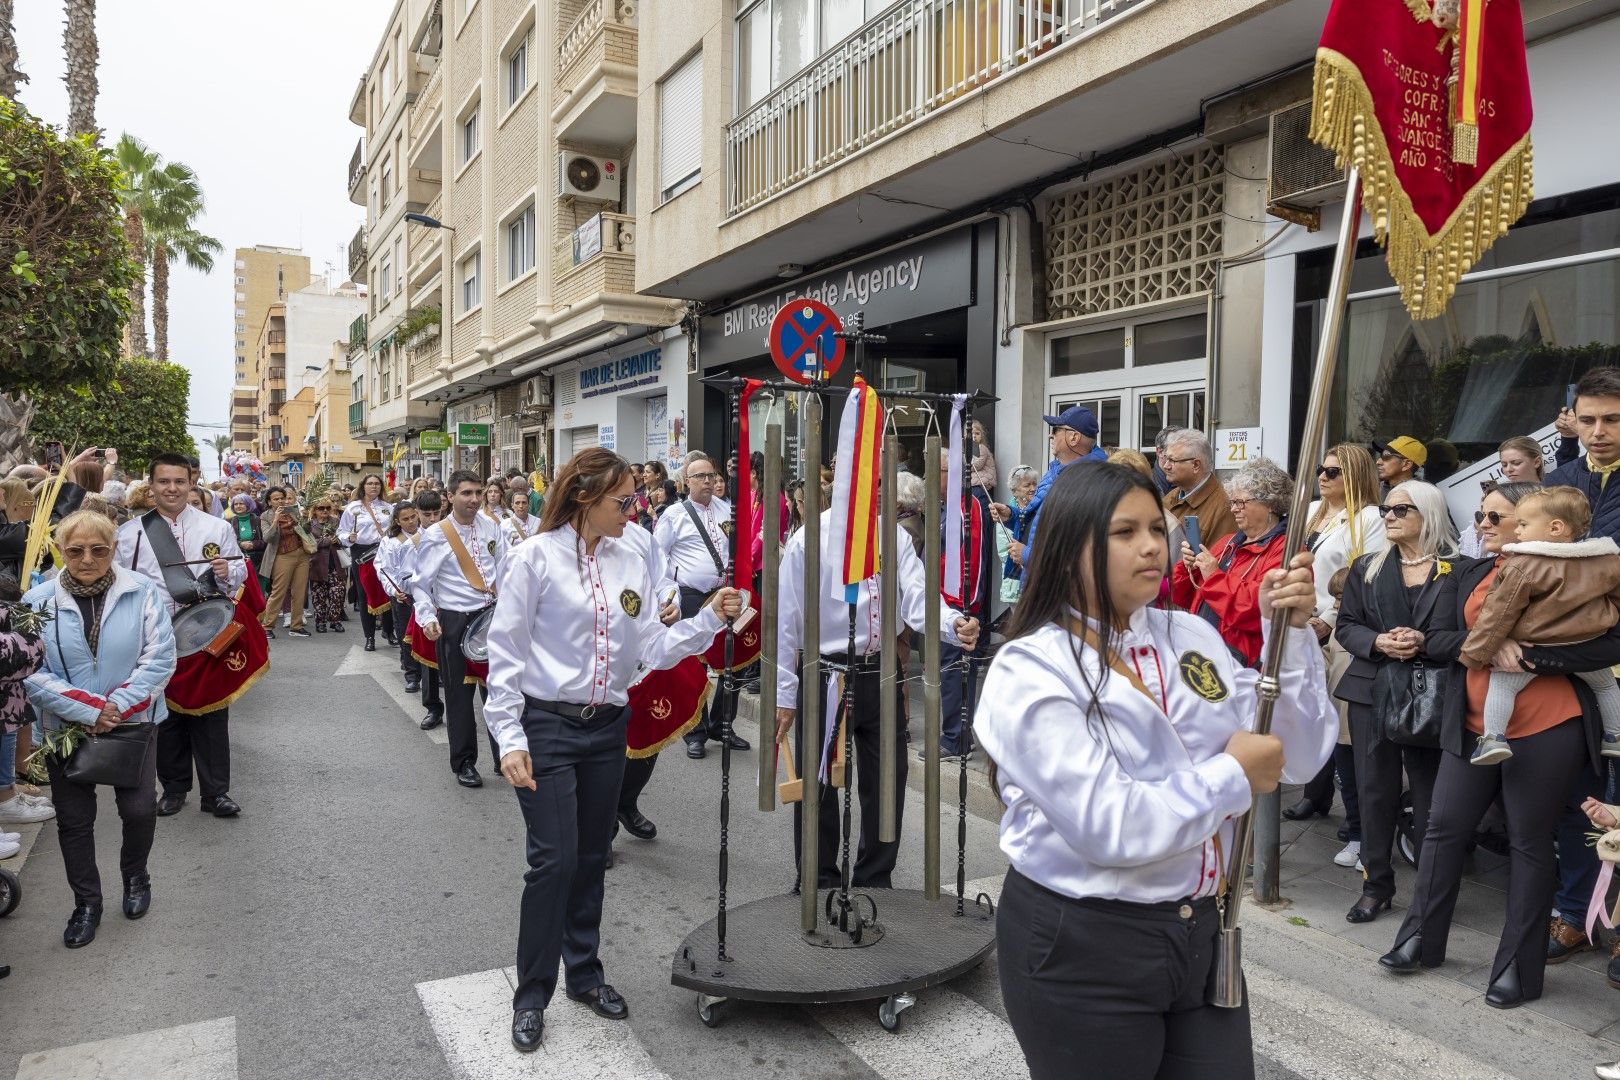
left=0, top=0, right=28, bottom=100
left=124, top=208, right=147, bottom=358
left=63, top=0, right=98, bottom=139
left=0, top=393, right=37, bottom=473
left=152, top=242, right=169, bottom=362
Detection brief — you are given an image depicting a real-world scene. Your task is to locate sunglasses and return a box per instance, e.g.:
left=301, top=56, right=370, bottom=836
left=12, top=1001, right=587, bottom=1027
left=63, top=544, right=112, bottom=560
left=1378, top=451, right=1408, bottom=463
left=1474, top=510, right=1509, bottom=526
left=1315, top=466, right=1343, bottom=479
left=1377, top=504, right=1419, bottom=519
left=612, top=494, right=639, bottom=514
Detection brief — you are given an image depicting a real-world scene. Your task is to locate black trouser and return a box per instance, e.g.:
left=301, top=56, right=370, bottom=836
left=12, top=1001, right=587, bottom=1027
left=1300, top=744, right=1362, bottom=840
left=511, top=701, right=627, bottom=1011
left=618, top=754, right=656, bottom=818
left=792, top=659, right=906, bottom=890
left=435, top=608, right=486, bottom=773
left=1556, top=762, right=1607, bottom=922
left=997, top=868, right=1252, bottom=1080
left=1351, top=705, right=1441, bottom=901
left=1393, top=717, right=1584, bottom=999
left=420, top=665, right=442, bottom=715
left=47, top=725, right=158, bottom=908
left=393, top=598, right=416, bottom=674
left=352, top=544, right=394, bottom=640
left=940, top=633, right=988, bottom=755
left=679, top=585, right=736, bottom=746
left=157, top=707, right=230, bottom=799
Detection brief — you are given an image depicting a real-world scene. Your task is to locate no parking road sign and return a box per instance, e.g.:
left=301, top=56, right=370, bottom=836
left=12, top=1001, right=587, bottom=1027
left=768, top=299, right=846, bottom=385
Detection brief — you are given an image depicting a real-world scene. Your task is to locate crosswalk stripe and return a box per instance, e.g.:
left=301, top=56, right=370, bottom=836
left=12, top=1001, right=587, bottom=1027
left=13, top=1016, right=237, bottom=1080
left=814, top=985, right=1026, bottom=1080
left=334, top=644, right=448, bottom=745
left=416, top=968, right=672, bottom=1080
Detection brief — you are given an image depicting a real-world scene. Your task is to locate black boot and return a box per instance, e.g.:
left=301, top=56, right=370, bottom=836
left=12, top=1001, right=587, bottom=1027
left=1378, top=933, right=1423, bottom=973
left=364, top=635, right=376, bottom=652
left=123, top=873, right=151, bottom=919
left=63, top=903, right=102, bottom=948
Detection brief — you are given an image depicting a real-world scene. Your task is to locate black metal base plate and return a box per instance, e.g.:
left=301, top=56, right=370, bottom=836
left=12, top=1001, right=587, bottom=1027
left=671, top=889, right=995, bottom=1004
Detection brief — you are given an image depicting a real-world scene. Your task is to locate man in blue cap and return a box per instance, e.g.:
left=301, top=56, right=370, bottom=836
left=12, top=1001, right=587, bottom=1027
left=989, top=405, right=1107, bottom=565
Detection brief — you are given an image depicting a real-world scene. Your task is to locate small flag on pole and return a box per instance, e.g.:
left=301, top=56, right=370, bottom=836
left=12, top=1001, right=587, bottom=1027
left=826, top=375, right=884, bottom=605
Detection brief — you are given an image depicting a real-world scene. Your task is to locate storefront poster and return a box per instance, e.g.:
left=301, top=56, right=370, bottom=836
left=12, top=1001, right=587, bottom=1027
left=645, top=397, right=669, bottom=463
left=598, top=425, right=616, bottom=451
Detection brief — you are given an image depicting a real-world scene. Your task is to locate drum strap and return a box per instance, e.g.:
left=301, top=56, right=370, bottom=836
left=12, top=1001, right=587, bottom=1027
left=360, top=499, right=387, bottom=540
left=138, top=510, right=204, bottom=606
left=682, top=498, right=727, bottom=578
left=438, top=519, right=494, bottom=597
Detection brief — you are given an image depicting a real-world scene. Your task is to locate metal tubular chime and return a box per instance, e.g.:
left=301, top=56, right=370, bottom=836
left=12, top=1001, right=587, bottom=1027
left=1211, top=168, right=1364, bottom=1009
left=799, top=373, right=824, bottom=934
left=878, top=432, right=899, bottom=844
left=921, top=433, right=943, bottom=902
left=758, top=418, right=783, bottom=813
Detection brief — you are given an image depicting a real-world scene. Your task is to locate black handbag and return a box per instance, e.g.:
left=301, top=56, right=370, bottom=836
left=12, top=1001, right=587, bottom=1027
left=1372, top=659, right=1446, bottom=748
left=63, top=723, right=154, bottom=787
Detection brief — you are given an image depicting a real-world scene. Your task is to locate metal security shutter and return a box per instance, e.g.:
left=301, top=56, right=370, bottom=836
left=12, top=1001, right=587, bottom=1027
left=568, top=426, right=600, bottom=456
left=659, top=53, right=702, bottom=202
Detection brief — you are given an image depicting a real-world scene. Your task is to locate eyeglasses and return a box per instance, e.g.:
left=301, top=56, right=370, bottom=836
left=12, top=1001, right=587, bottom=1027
left=1162, top=456, right=1199, bottom=465
left=1229, top=498, right=1253, bottom=510
left=686, top=471, right=718, bottom=482
left=1474, top=510, right=1509, bottom=526
left=612, top=494, right=639, bottom=514
left=1316, top=466, right=1343, bottom=479
left=1377, top=504, right=1419, bottom=519
left=63, top=544, right=112, bottom=560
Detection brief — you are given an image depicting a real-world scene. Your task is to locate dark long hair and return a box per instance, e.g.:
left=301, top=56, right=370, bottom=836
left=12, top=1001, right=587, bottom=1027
left=539, top=448, right=631, bottom=535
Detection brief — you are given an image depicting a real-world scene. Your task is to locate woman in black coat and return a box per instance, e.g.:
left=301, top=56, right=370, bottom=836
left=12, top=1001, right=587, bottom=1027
left=1333, top=481, right=1462, bottom=925
left=1377, top=481, right=1620, bottom=1009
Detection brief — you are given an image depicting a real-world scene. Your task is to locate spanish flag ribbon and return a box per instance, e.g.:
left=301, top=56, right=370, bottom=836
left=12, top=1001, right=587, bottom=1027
left=827, top=375, right=884, bottom=604
left=1311, top=0, right=1534, bottom=319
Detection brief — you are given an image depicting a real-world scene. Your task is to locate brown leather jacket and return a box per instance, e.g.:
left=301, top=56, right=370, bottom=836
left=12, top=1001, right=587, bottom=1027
left=1460, top=537, right=1620, bottom=666
left=1164, top=474, right=1237, bottom=551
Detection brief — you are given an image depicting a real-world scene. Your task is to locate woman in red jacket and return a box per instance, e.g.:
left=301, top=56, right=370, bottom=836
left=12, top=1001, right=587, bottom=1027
left=1171, top=457, right=1294, bottom=666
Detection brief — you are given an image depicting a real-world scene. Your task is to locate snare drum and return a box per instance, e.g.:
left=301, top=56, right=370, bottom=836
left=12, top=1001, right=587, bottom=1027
left=171, top=597, right=238, bottom=658
left=461, top=604, right=496, bottom=662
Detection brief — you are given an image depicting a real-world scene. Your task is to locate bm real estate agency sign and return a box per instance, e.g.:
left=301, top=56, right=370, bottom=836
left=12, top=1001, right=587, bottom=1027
left=578, top=347, right=662, bottom=400
left=699, top=226, right=976, bottom=368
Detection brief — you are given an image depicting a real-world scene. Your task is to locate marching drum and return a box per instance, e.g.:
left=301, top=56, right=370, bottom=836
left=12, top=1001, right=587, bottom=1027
left=461, top=604, right=496, bottom=662
left=171, top=597, right=240, bottom=658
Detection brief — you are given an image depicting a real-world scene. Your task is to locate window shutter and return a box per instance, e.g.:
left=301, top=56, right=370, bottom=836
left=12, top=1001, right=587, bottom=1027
left=659, top=53, right=703, bottom=201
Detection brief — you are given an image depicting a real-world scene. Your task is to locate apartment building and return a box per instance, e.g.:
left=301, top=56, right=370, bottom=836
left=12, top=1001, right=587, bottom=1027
left=254, top=280, right=368, bottom=481
left=229, top=245, right=310, bottom=451
left=636, top=0, right=1620, bottom=521
left=346, top=0, right=685, bottom=481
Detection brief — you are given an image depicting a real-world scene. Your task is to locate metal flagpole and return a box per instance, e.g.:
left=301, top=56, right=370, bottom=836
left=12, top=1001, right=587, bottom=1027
left=1211, top=167, right=1363, bottom=1008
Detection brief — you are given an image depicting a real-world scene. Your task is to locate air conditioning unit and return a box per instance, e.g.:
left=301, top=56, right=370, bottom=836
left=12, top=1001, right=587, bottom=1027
left=558, top=152, right=621, bottom=202
left=521, top=376, right=551, bottom=409
left=1266, top=101, right=1346, bottom=231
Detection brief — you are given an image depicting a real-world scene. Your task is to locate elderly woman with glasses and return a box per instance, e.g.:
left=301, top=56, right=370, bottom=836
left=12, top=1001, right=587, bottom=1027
left=22, top=510, right=176, bottom=949
left=1332, top=481, right=1462, bottom=926
left=1171, top=457, right=1293, bottom=667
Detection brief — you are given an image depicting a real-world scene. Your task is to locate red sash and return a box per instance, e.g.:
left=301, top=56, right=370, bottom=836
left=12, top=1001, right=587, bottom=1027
left=357, top=561, right=391, bottom=615
left=627, top=656, right=711, bottom=757
left=166, top=573, right=271, bottom=716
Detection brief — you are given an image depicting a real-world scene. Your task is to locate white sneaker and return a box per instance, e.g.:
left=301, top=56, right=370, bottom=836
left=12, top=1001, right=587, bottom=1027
left=17, top=792, right=53, bottom=811
left=0, top=837, right=18, bottom=859
left=0, top=795, right=55, bottom=823
left=282, top=612, right=292, bottom=627
left=0, top=828, right=19, bottom=844
left=1334, top=840, right=1362, bottom=868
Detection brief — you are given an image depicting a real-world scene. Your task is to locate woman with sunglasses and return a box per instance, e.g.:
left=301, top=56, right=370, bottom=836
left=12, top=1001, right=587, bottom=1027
left=1377, top=481, right=1620, bottom=1009
left=483, top=448, right=742, bottom=1052
left=1333, top=481, right=1463, bottom=924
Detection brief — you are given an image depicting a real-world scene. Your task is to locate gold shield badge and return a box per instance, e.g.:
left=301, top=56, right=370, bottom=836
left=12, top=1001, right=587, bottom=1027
left=201, top=542, right=222, bottom=559
left=1178, top=651, right=1229, bottom=703
left=620, top=589, right=642, bottom=617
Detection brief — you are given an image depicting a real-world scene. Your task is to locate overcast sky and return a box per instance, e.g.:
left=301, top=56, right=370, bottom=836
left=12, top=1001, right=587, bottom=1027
left=13, top=0, right=391, bottom=476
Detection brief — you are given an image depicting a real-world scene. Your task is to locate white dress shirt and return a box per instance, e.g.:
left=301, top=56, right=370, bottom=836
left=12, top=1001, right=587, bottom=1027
left=974, top=607, right=1335, bottom=905
left=776, top=513, right=963, bottom=701
left=504, top=511, right=542, bottom=548
left=409, top=515, right=509, bottom=626
left=1305, top=501, right=1387, bottom=626
left=654, top=495, right=732, bottom=592
left=482, top=523, right=725, bottom=759
left=618, top=516, right=677, bottom=602
left=376, top=533, right=416, bottom=596
left=338, top=498, right=392, bottom=547
left=116, top=505, right=248, bottom=616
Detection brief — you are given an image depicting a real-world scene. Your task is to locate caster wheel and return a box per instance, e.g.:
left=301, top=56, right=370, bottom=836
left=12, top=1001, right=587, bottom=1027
left=697, top=994, right=727, bottom=1028
left=878, top=1000, right=901, bottom=1032
left=0, top=868, right=19, bottom=918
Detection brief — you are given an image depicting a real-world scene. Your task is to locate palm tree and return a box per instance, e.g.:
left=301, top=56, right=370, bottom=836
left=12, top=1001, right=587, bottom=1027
left=63, top=0, right=97, bottom=137
left=0, top=0, right=27, bottom=100
left=149, top=221, right=221, bottom=362
left=210, top=433, right=232, bottom=477
left=115, top=135, right=204, bottom=359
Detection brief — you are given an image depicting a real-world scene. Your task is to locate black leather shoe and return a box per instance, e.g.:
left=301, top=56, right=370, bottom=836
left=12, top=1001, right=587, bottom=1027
left=364, top=636, right=376, bottom=652
left=617, top=809, right=657, bottom=841
left=685, top=740, right=706, bottom=760
left=263, top=627, right=276, bottom=640
left=1378, top=933, right=1423, bottom=973
left=511, top=1009, right=544, bottom=1052
left=63, top=904, right=101, bottom=948
left=567, top=984, right=629, bottom=1020
left=384, top=632, right=398, bottom=647
left=315, top=622, right=327, bottom=633
left=1346, top=895, right=1392, bottom=924
left=330, top=621, right=345, bottom=633
left=156, top=794, right=186, bottom=816
left=201, top=795, right=241, bottom=818
left=457, top=765, right=482, bottom=788
left=711, top=731, right=751, bottom=752
left=404, top=676, right=421, bottom=693
left=1486, top=961, right=1524, bottom=1009
left=123, top=873, right=151, bottom=919
left=420, top=712, right=444, bottom=730
left=1283, top=798, right=1330, bottom=821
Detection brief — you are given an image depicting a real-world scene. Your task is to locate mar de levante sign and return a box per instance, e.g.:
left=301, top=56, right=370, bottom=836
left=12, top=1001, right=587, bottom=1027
left=699, top=226, right=975, bottom=369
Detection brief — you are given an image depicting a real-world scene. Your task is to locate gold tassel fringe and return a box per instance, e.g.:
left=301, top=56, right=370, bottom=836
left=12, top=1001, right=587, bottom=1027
left=1310, top=48, right=1533, bottom=320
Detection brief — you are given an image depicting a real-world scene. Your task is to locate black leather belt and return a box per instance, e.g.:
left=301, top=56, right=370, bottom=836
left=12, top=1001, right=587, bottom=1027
left=824, top=652, right=882, bottom=671
left=524, top=697, right=626, bottom=722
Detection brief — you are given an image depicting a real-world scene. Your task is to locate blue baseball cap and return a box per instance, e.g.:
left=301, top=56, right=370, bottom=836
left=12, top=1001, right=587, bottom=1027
left=1041, top=405, right=1099, bottom=438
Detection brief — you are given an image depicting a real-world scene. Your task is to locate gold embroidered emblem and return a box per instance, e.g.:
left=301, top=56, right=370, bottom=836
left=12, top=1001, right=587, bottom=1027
left=225, top=650, right=247, bottom=672
left=650, top=697, right=672, bottom=721
left=1178, top=651, right=1229, bottom=703
left=620, top=589, right=642, bottom=617
left=743, top=628, right=758, bottom=648
left=201, top=542, right=221, bottom=559
left=487, top=540, right=496, bottom=555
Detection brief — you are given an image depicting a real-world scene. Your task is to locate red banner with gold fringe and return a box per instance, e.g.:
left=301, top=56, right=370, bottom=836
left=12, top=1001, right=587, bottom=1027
left=166, top=572, right=271, bottom=716
left=1311, top=0, right=1533, bottom=318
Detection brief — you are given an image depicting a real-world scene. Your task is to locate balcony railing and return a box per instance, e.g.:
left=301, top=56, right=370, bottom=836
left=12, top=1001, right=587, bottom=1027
left=348, top=227, right=367, bottom=283
left=408, top=330, right=441, bottom=384
left=266, top=367, right=286, bottom=382
left=553, top=212, right=637, bottom=307
left=348, top=137, right=366, bottom=200
left=349, top=401, right=366, bottom=433
left=726, top=0, right=1146, bottom=215
left=348, top=314, right=368, bottom=357
left=559, top=0, right=605, bottom=77
left=410, top=62, right=443, bottom=146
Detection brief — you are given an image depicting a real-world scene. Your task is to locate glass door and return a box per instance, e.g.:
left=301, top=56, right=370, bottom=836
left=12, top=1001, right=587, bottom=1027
left=1047, top=393, right=1123, bottom=450
left=1135, top=384, right=1205, bottom=455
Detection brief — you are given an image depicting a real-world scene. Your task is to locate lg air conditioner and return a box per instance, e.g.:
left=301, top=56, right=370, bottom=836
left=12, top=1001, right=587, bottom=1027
left=559, top=153, right=621, bottom=202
